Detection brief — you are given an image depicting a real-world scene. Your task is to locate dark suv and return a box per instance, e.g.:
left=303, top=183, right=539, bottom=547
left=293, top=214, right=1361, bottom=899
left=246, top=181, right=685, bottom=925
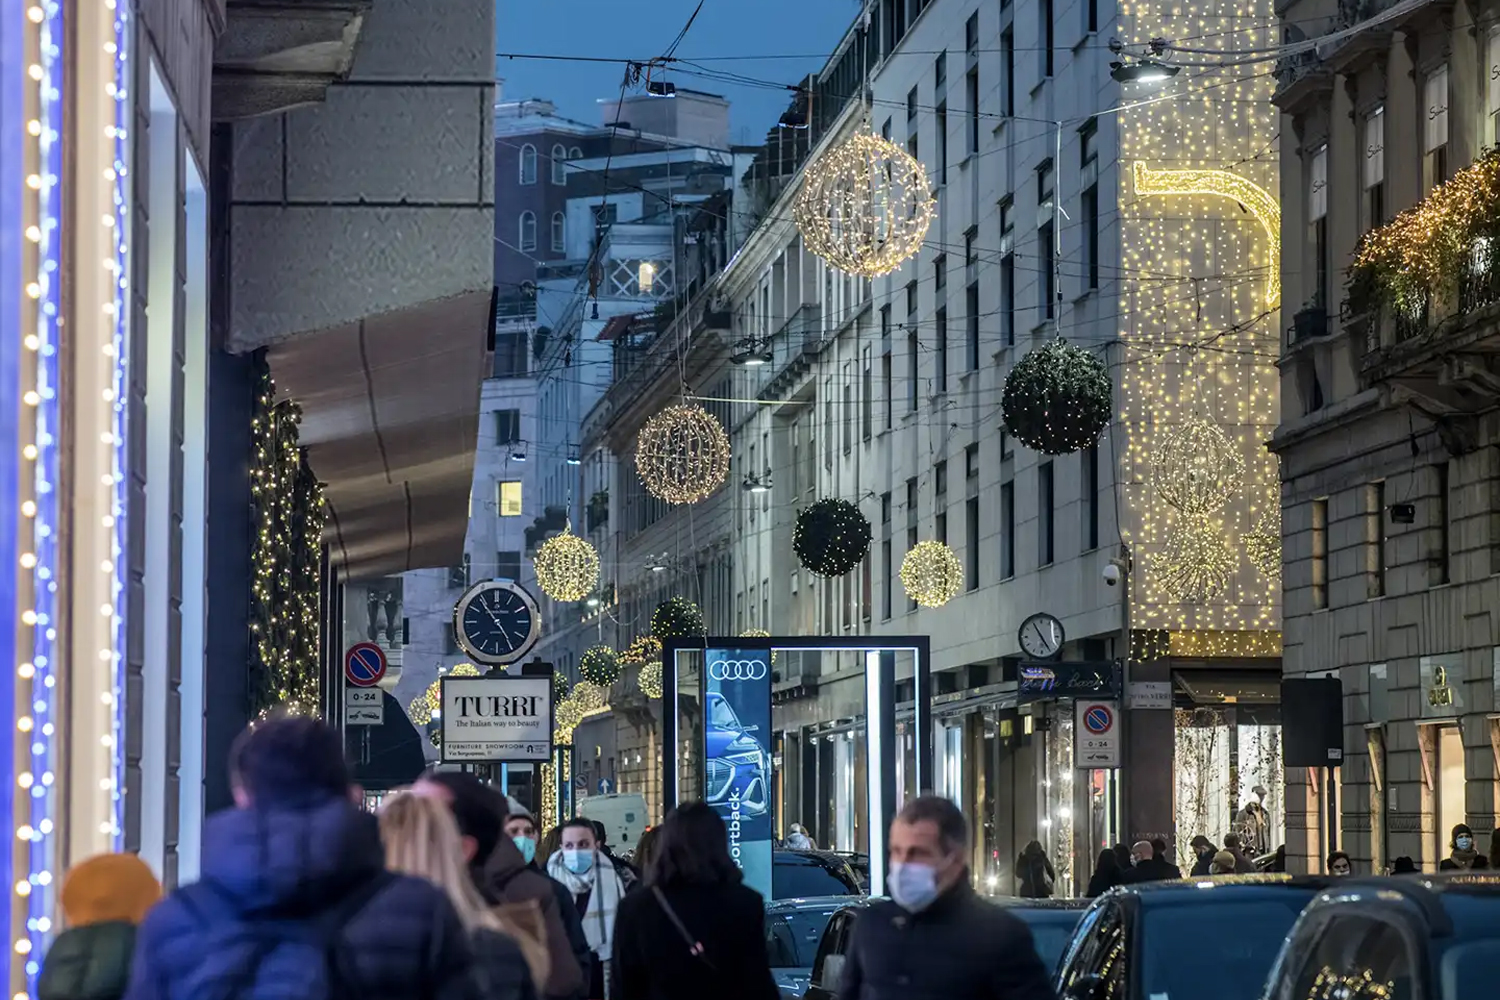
left=1260, top=874, right=1500, bottom=1000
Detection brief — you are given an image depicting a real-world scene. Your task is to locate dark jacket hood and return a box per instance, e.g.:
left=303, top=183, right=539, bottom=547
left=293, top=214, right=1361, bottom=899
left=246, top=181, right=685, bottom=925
left=199, top=797, right=385, bottom=918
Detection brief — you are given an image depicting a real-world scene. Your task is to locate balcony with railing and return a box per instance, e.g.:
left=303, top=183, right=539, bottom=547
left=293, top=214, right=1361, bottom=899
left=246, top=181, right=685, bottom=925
left=1351, top=148, right=1500, bottom=415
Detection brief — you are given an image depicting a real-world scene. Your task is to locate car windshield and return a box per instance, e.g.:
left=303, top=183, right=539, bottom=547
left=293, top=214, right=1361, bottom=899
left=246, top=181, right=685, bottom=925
left=1141, top=896, right=1310, bottom=1000
left=1441, top=939, right=1500, bottom=1000
left=765, top=908, right=843, bottom=968
left=1013, top=909, right=1083, bottom=971
left=773, top=858, right=860, bottom=898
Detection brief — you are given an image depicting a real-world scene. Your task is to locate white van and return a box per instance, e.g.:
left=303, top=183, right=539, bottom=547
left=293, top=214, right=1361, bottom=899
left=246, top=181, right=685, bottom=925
left=577, top=792, right=649, bottom=854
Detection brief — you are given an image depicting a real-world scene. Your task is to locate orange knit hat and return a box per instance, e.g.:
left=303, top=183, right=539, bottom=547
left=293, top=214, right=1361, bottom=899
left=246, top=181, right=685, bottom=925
left=58, top=853, right=161, bottom=927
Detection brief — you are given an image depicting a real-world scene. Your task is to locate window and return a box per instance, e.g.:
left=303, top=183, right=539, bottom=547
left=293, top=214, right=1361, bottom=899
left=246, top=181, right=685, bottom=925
left=1041, top=0, right=1054, bottom=77
left=1081, top=122, right=1100, bottom=290
left=935, top=50, right=947, bottom=90
left=935, top=461, right=948, bottom=544
left=1309, top=144, right=1328, bottom=308
left=934, top=254, right=946, bottom=293
left=1000, top=481, right=1015, bottom=578
left=882, top=116, right=892, bottom=141
left=1367, top=482, right=1386, bottom=598
left=966, top=497, right=980, bottom=590
left=1001, top=200, right=1016, bottom=345
left=881, top=492, right=893, bottom=620
left=881, top=351, right=893, bottom=429
left=906, top=279, right=919, bottom=317
left=936, top=102, right=949, bottom=184
left=1436, top=719, right=1466, bottom=863
left=495, top=408, right=520, bottom=445
left=862, top=346, right=873, bottom=442
left=1363, top=107, right=1385, bottom=232
left=550, top=212, right=566, bottom=253
left=519, top=143, right=538, bottom=184
left=497, top=550, right=521, bottom=582
left=551, top=143, right=567, bottom=185
left=966, top=69, right=980, bottom=155
left=519, top=211, right=537, bottom=252
left=1087, top=0, right=1098, bottom=32
left=1038, top=462, right=1055, bottom=566
left=1424, top=65, right=1449, bottom=192
left=1039, top=221, right=1055, bottom=320
left=965, top=12, right=979, bottom=55
left=1083, top=444, right=1099, bottom=550
left=907, top=85, right=918, bottom=121
left=570, top=145, right=583, bottom=159
left=498, top=481, right=524, bottom=517
left=494, top=331, right=528, bottom=378
left=907, top=478, right=919, bottom=611
left=965, top=282, right=980, bottom=370
left=1435, top=461, right=1450, bottom=586
left=843, top=378, right=853, bottom=454
left=935, top=308, right=948, bottom=392
left=1287, top=916, right=1420, bottom=1000
left=1002, top=29, right=1015, bottom=117
left=1311, top=498, right=1328, bottom=609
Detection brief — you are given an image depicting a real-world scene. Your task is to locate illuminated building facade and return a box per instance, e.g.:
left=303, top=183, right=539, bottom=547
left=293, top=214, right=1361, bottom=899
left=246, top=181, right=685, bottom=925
left=1273, top=0, right=1500, bottom=874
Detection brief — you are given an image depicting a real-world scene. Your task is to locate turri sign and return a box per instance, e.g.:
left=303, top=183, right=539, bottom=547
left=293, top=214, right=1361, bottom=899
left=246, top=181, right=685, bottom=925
left=439, top=675, right=553, bottom=763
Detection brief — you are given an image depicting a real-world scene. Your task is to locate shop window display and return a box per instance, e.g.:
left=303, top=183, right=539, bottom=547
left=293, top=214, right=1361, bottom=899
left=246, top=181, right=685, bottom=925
left=1175, top=708, right=1284, bottom=859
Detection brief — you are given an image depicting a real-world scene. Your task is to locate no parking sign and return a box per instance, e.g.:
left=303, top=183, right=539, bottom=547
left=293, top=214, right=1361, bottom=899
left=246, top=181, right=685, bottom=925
left=1075, top=699, right=1120, bottom=768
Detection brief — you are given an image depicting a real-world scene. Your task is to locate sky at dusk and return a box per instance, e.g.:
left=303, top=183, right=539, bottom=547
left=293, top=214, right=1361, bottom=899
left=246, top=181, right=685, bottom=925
left=496, top=0, right=864, bottom=142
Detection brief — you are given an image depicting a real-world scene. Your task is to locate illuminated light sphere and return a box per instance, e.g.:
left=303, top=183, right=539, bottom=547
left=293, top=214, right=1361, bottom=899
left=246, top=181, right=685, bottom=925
left=1245, top=502, right=1282, bottom=581
left=407, top=696, right=432, bottom=726
left=793, top=498, right=872, bottom=577
left=652, top=596, right=706, bottom=640
left=899, top=541, right=964, bottom=608
left=552, top=670, right=572, bottom=703
left=579, top=645, right=621, bottom=687
left=635, top=405, right=731, bottom=505
left=793, top=131, right=936, bottom=277
left=1001, top=339, right=1112, bottom=456
left=572, top=680, right=608, bottom=712
left=622, top=636, right=663, bottom=667
left=1154, top=514, right=1236, bottom=604
left=533, top=528, right=600, bottom=602
left=637, top=660, right=664, bottom=700
left=1151, top=418, right=1244, bottom=515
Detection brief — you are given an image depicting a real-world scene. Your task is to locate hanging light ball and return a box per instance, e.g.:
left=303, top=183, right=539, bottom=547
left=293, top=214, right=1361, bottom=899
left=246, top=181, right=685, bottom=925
left=1152, top=418, right=1245, bottom=514
left=552, top=670, right=572, bottom=704
left=635, top=404, right=731, bottom=504
left=1001, top=338, right=1112, bottom=455
left=793, top=498, right=873, bottom=577
left=407, top=695, right=432, bottom=727
left=1155, top=513, right=1236, bottom=603
left=533, top=529, right=601, bottom=602
left=794, top=132, right=936, bottom=277
left=638, top=660, right=664, bottom=700
left=899, top=541, right=964, bottom=608
left=572, top=680, right=608, bottom=713
left=1245, top=502, right=1282, bottom=580
left=652, top=596, right=706, bottom=640
left=622, top=636, right=663, bottom=667
left=579, top=645, right=622, bottom=687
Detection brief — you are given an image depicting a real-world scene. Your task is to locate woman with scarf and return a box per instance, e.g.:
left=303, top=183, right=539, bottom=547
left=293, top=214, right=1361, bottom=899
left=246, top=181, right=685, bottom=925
left=549, top=817, right=630, bottom=999
left=1439, top=823, right=1491, bottom=870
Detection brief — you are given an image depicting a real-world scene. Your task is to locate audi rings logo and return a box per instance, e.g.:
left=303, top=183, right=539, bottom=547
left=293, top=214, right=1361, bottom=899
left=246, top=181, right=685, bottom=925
left=709, top=658, right=768, bottom=681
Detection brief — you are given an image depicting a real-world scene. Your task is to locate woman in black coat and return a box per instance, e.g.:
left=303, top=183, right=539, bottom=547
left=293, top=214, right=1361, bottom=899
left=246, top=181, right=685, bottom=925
left=1085, top=849, right=1123, bottom=898
left=610, top=802, right=778, bottom=1000
left=1015, top=841, right=1056, bottom=898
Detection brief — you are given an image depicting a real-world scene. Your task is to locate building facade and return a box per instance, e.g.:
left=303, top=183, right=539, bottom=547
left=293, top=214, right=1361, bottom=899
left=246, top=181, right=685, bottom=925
left=1273, top=0, right=1500, bottom=873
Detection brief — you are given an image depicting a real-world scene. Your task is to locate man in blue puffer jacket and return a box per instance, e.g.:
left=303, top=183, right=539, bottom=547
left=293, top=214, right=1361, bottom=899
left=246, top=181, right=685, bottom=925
left=123, top=716, right=478, bottom=1000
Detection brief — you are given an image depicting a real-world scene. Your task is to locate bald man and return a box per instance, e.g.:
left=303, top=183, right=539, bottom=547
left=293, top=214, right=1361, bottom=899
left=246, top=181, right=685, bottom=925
left=1122, top=840, right=1177, bottom=883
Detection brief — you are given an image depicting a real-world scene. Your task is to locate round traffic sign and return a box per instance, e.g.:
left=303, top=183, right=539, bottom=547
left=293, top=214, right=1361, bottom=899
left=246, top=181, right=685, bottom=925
left=344, top=642, right=388, bottom=688
left=1083, top=704, right=1114, bottom=735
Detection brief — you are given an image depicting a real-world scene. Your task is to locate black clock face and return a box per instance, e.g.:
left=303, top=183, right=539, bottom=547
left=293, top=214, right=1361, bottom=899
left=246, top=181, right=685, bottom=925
left=460, top=586, right=534, bottom=660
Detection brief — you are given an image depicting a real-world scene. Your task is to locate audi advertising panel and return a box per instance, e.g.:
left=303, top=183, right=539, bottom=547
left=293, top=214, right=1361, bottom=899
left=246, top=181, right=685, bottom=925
left=703, top=646, right=773, bottom=899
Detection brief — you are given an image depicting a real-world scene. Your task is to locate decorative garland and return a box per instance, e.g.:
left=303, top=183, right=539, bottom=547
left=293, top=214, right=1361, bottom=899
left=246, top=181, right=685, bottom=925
left=1000, top=338, right=1111, bottom=455
left=249, top=367, right=326, bottom=718
left=580, top=644, right=622, bottom=686
left=793, top=498, right=872, bottom=577
left=652, top=596, right=706, bottom=639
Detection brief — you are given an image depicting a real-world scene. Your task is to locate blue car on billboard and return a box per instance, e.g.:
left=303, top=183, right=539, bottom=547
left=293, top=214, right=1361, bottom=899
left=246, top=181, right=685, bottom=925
left=705, top=691, right=769, bottom=817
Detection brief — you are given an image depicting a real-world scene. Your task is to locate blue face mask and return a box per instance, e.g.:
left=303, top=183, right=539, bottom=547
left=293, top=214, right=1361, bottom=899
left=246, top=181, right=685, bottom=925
left=563, top=848, right=595, bottom=875
left=1457, top=836, right=1474, bottom=852
left=513, top=835, right=537, bottom=864
left=888, top=861, right=940, bottom=913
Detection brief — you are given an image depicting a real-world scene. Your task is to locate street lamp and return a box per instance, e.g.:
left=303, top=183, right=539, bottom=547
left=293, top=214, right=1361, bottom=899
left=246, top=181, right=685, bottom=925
left=1110, top=59, right=1179, bottom=85
left=742, top=474, right=772, bottom=494
left=730, top=338, right=775, bottom=366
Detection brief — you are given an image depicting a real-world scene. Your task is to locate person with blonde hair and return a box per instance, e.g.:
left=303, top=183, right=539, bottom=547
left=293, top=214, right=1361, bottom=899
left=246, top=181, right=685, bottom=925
left=381, top=791, right=543, bottom=1000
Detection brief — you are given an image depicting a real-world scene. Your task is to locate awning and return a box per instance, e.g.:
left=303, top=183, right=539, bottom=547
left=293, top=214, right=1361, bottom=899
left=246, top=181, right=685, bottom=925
left=1174, top=668, right=1282, bottom=706
left=267, top=288, right=491, bottom=581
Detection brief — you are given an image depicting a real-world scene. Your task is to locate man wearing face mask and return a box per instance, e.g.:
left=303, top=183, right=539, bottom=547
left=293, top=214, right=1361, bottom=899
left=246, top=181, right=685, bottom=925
left=547, top=817, right=631, bottom=999
left=1440, top=823, right=1491, bottom=870
left=839, top=796, right=1055, bottom=1000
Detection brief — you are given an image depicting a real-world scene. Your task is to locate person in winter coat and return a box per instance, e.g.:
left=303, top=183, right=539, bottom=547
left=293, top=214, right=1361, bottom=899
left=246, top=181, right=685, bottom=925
left=1439, top=823, right=1491, bottom=870
left=39, top=853, right=161, bottom=1000
left=1150, top=839, right=1182, bottom=879
left=122, top=716, right=477, bottom=1000
left=610, top=803, right=778, bottom=1000
left=381, top=792, right=542, bottom=1000
left=507, top=797, right=593, bottom=1000
left=633, top=828, right=661, bottom=876
left=1209, top=851, right=1239, bottom=875
left=1121, top=841, right=1176, bottom=884
left=592, top=821, right=641, bottom=893
left=548, top=818, right=631, bottom=999
left=1222, top=833, right=1257, bottom=874
left=1391, top=856, right=1418, bottom=874
left=783, top=824, right=814, bottom=850
left=1015, top=841, right=1055, bottom=899
left=838, top=796, right=1054, bottom=1000
left=1085, top=850, right=1123, bottom=898
left=416, top=771, right=587, bottom=1000
left=1327, top=851, right=1352, bottom=876
left=1188, top=837, right=1218, bottom=877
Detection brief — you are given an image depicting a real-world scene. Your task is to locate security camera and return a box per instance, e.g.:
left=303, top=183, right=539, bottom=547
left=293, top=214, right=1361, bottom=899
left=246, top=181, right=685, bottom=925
left=1103, top=563, right=1121, bottom=587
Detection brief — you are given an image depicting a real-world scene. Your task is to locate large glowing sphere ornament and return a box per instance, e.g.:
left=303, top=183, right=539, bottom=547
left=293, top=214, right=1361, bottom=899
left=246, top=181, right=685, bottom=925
left=580, top=645, right=622, bottom=687
left=793, top=498, right=872, bottom=577
left=900, top=541, right=964, bottom=608
left=1245, top=502, right=1282, bottom=581
left=1152, top=418, right=1244, bottom=515
left=635, top=404, right=731, bottom=504
left=652, top=596, right=706, bottom=640
left=533, top=528, right=601, bottom=602
left=793, top=132, right=936, bottom=277
left=637, top=661, right=664, bottom=700
left=1155, top=514, right=1236, bottom=603
left=1001, top=339, right=1112, bottom=455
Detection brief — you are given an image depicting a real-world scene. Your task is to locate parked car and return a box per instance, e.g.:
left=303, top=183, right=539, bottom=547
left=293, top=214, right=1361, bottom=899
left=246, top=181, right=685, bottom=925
left=828, top=852, right=870, bottom=893
left=705, top=692, right=770, bottom=817
left=773, top=849, right=863, bottom=899
left=1056, top=875, right=1331, bottom=1000
left=764, top=896, right=861, bottom=1000
left=1260, top=873, right=1500, bottom=1000
left=802, top=894, right=1086, bottom=1000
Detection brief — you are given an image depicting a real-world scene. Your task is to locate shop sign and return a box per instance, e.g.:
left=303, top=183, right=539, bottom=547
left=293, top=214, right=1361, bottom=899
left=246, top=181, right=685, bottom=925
left=1419, top=655, right=1463, bottom=719
left=1126, top=681, right=1172, bottom=710
left=1075, top=700, right=1120, bottom=768
left=439, top=676, right=553, bottom=763
left=703, top=646, right=774, bottom=899
left=1019, top=661, right=1121, bottom=704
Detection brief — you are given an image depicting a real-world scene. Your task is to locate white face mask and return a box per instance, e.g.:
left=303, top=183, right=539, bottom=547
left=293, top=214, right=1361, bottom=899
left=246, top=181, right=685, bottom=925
left=888, top=861, right=941, bottom=912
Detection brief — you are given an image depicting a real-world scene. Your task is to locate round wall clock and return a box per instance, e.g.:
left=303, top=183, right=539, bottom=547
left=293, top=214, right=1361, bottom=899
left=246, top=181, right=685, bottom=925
left=1018, top=611, right=1065, bottom=660
left=452, top=579, right=541, bottom=665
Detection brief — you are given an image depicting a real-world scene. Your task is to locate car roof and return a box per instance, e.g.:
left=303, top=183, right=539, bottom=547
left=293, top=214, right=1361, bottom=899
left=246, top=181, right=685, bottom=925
left=1101, top=874, right=1334, bottom=905
left=993, top=896, right=1091, bottom=911
left=1301, top=873, right=1500, bottom=934
left=766, top=895, right=863, bottom=914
